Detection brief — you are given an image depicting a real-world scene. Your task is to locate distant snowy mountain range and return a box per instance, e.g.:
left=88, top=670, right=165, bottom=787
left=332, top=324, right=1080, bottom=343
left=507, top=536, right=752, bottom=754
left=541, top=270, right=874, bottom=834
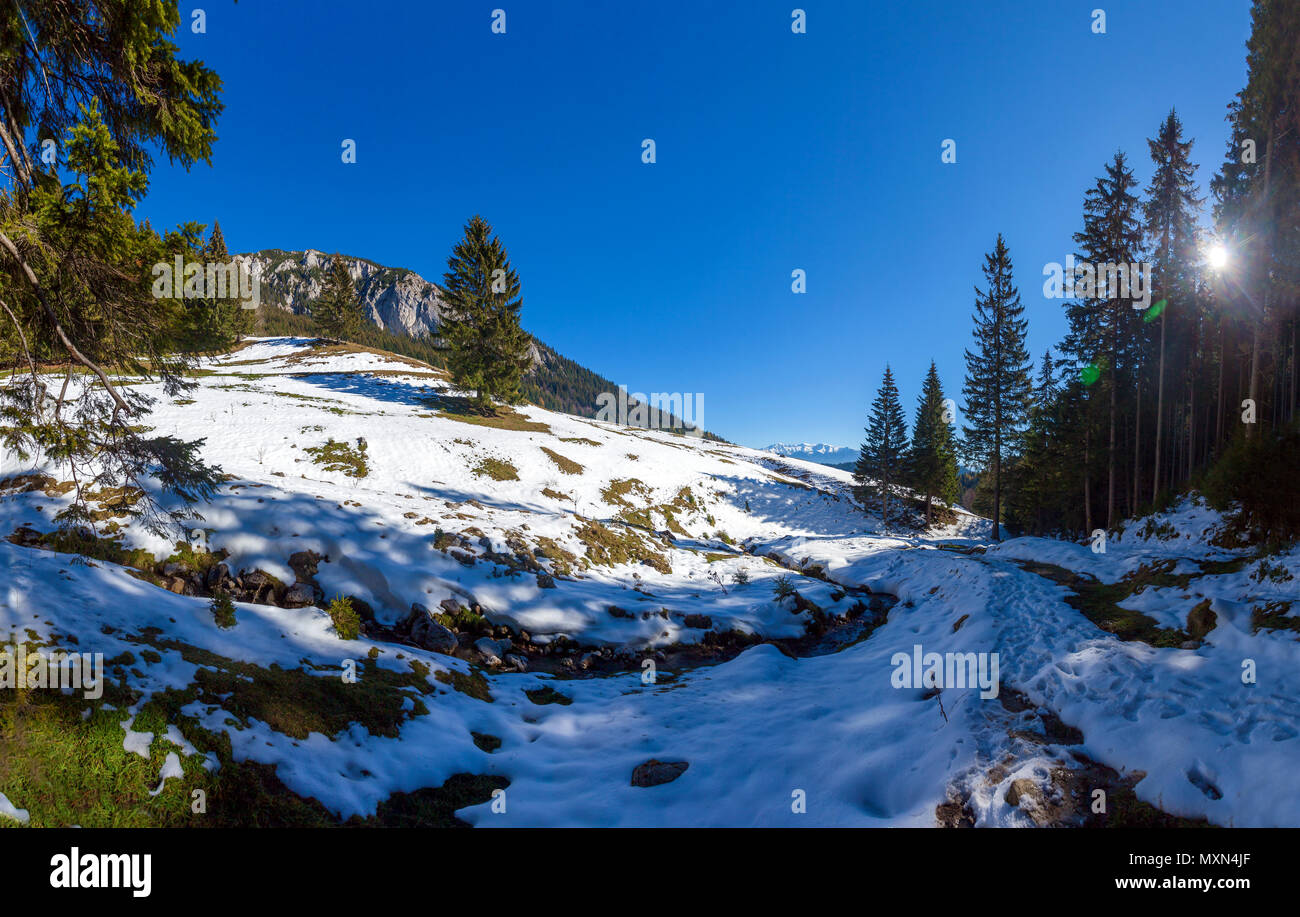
left=764, top=443, right=858, bottom=467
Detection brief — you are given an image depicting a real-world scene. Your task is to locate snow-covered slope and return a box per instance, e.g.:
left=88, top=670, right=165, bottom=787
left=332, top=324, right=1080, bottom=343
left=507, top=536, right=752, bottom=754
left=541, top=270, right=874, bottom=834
left=2, top=339, right=1297, bottom=827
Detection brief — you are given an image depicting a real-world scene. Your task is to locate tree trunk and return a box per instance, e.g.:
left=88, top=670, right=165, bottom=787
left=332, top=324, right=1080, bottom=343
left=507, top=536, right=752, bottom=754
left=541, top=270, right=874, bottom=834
left=1153, top=309, right=1166, bottom=502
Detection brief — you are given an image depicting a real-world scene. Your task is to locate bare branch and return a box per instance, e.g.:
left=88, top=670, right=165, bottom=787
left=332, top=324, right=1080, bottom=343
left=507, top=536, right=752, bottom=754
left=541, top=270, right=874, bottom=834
left=0, top=228, right=133, bottom=418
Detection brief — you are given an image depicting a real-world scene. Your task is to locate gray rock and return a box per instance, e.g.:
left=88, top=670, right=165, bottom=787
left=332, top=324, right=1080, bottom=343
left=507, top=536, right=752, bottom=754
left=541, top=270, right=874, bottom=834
left=474, top=637, right=505, bottom=664
left=283, top=582, right=317, bottom=607
left=503, top=654, right=529, bottom=672
left=406, top=604, right=458, bottom=654
left=630, top=759, right=689, bottom=787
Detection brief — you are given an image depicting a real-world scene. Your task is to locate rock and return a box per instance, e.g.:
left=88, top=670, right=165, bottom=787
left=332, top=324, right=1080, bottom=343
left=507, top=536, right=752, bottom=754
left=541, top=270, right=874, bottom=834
left=439, top=597, right=463, bottom=616
left=683, top=614, right=713, bottom=629
left=283, top=582, right=317, bottom=608
left=578, top=652, right=599, bottom=670
left=406, top=604, right=458, bottom=654
left=504, top=654, right=529, bottom=672
left=536, top=572, right=556, bottom=589
left=160, top=561, right=189, bottom=577
left=630, top=759, right=689, bottom=787
left=474, top=637, right=505, bottom=664
left=205, top=563, right=231, bottom=590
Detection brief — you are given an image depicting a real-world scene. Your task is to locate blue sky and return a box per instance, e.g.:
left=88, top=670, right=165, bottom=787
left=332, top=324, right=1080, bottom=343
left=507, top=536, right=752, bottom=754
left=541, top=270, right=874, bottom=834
left=140, top=0, right=1252, bottom=448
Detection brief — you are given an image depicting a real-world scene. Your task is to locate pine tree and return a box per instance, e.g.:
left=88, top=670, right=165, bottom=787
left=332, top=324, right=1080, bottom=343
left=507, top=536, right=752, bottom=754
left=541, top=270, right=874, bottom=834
left=854, top=365, right=909, bottom=529
left=312, top=254, right=364, bottom=342
left=907, top=361, right=959, bottom=527
left=961, top=234, right=1032, bottom=542
left=438, top=215, right=533, bottom=411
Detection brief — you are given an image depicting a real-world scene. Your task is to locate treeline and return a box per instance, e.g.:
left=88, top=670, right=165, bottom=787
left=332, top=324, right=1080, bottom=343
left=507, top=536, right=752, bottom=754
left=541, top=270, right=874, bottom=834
left=1005, top=0, right=1300, bottom=545
left=854, top=0, right=1300, bottom=544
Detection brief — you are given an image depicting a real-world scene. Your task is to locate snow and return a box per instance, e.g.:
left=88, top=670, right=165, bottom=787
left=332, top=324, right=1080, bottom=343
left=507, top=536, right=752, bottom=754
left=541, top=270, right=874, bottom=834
left=2, top=338, right=1297, bottom=826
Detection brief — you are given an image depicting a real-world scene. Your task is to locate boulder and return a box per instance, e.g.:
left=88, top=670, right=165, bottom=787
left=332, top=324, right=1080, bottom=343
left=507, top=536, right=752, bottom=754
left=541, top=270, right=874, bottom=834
left=283, top=582, right=317, bottom=608
left=631, top=759, right=689, bottom=787
left=407, top=604, right=458, bottom=654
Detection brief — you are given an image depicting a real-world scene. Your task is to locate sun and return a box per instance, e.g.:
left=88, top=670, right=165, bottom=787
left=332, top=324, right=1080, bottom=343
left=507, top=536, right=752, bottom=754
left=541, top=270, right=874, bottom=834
left=1207, top=244, right=1230, bottom=270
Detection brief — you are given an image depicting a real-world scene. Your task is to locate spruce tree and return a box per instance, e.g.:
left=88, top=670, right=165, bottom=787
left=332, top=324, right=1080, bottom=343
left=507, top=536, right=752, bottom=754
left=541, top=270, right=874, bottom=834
left=908, top=361, right=959, bottom=527
left=1070, top=152, right=1145, bottom=529
left=1144, top=112, right=1202, bottom=502
left=206, top=220, right=251, bottom=344
left=438, top=215, right=533, bottom=411
left=312, top=254, right=364, bottom=342
left=854, top=365, right=909, bottom=529
left=961, top=234, right=1032, bottom=542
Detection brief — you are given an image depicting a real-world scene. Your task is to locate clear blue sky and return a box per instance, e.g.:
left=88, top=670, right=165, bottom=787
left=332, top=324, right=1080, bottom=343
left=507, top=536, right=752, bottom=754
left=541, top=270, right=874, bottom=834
left=139, top=0, right=1252, bottom=448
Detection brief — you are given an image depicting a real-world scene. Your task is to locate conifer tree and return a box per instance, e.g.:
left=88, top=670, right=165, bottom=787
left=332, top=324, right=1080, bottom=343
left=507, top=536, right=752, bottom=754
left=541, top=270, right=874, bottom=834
left=312, top=254, right=364, bottom=342
left=854, top=365, right=909, bottom=529
left=961, top=234, right=1032, bottom=542
left=438, top=215, right=533, bottom=411
left=1070, top=152, right=1145, bottom=529
left=205, top=220, right=251, bottom=344
left=1144, top=111, right=1202, bottom=502
left=908, top=361, right=958, bottom=526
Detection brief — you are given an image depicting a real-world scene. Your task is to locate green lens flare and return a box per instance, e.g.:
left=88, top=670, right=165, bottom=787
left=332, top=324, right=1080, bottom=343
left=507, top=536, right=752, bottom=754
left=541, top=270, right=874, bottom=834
left=1079, top=364, right=1101, bottom=386
left=1143, top=299, right=1167, bottom=323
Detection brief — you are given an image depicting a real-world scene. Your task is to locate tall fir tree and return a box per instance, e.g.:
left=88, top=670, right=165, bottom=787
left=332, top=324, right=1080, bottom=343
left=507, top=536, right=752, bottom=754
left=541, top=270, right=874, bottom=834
left=907, top=361, right=959, bottom=527
left=961, top=234, right=1032, bottom=542
left=312, top=254, right=364, bottom=342
left=854, top=365, right=909, bottom=529
left=438, top=215, right=533, bottom=411
left=1144, top=111, right=1203, bottom=503
left=1068, top=151, right=1145, bottom=529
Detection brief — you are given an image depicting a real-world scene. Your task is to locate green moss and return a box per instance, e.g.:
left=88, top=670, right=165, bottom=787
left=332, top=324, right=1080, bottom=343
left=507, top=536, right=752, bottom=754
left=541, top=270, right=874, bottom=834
left=434, top=667, right=494, bottom=703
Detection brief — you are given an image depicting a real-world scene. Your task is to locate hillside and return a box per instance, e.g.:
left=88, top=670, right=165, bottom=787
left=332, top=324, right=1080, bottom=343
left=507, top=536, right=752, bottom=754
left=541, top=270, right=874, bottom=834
left=2, top=339, right=1297, bottom=828
left=237, top=248, right=699, bottom=429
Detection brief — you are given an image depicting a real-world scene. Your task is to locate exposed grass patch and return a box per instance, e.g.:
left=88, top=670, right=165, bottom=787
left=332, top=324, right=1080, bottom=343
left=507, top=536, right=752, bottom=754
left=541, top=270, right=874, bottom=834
left=539, top=447, right=583, bottom=475
left=125, top=631, right=433, bottom=740
left=601, top=478, right=652, bottom=508
left=575, top=519, right=671, bottom=574
left=434, top=667, right=493, bottom=702
left=472, top=457, right=519, bottom=482
left=305, top=439, right=370, bottom=478
left=1251, top=601, right=1299, bottom=635
left=430, top=396, right=551, bottom=433
left=1015, top=560, right=1193, bottom=647
left=525, top=685, right=572, bottom=706
left=559, top=437, right=601, bottom=446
